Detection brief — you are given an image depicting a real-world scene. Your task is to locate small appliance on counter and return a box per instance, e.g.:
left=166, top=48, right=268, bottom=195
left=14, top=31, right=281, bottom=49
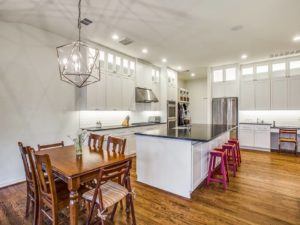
left=122, top=115, right=130, bottom=127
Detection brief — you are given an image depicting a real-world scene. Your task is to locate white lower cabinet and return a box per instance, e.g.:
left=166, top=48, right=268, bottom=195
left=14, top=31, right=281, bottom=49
left=239, top=124, right=270, bottom=151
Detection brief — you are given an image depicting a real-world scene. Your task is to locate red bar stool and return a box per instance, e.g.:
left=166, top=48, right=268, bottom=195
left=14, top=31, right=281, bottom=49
left=223, top=143, right=238, bottom=177
left=207, top=150, right=228, bottom=190
left=228, top=139, right=241, bottom=166
left=214, top=147, right=229, bottom=182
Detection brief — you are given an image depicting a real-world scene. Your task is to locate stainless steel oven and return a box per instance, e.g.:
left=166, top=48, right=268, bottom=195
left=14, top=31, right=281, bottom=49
left=167, top=100, right=177, bottom=129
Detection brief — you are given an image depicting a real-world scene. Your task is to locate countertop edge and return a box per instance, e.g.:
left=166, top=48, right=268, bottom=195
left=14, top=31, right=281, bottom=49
left=82, top=122, right=166, bottom=132
left=135, top=125, right=237, bottom=142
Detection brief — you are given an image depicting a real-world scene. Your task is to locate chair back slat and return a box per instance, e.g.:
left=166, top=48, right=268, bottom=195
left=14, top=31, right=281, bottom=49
left=18, top=142, right=35, bottom=184
left=34, top=154, right=58, bottom=204
left=106, top=136, right=126, bottom=154
left=88, top=134, right=104, bottom=151
left=38, top=141, right=64, bottom=151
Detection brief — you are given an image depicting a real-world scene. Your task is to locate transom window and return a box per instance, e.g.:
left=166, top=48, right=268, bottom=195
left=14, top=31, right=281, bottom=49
left=225, top=68, right=236, bottom=81
left=242, top=67, right=253, bottom=75
left=213, top=69, right=223, bottom=82
left=290, top=60, right=300, bottom=70
left=256, top=65, right=268, bottom=74
left=272, top=63, right=286, bottom=72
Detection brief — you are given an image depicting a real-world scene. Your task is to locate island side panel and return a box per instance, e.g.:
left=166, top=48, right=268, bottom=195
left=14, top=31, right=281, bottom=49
left=136, top=135, right=193, bottom=198
left=191, top=130, right=230, bottom=191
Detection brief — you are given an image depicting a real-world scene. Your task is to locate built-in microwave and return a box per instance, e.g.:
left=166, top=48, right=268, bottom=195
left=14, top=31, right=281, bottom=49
left=167, top=100, right=177, bottom=129
left=167, top=100, right=176, bottom=118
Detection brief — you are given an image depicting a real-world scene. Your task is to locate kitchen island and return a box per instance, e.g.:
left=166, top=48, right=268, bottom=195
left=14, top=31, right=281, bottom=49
left=135, top=124, right=236, bottom=198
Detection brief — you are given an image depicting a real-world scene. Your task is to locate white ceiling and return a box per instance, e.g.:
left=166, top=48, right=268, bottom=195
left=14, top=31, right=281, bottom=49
left=1, top=0, right=300, bottom=80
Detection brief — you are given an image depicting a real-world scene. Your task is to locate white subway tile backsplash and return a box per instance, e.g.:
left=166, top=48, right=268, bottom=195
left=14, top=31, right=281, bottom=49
left=80, top=110, right=162, bottom=128
left=239, top=110, right=300, bottom=126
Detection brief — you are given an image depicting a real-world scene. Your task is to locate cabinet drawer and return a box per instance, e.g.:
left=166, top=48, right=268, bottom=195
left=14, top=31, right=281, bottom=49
left=255, top=125, right=271, bottom=131
left=239, top=124, right=254, bottom=130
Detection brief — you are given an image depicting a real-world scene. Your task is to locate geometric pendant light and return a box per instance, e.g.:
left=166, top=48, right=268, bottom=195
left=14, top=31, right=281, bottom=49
left=56, top=0, right=100, bottom=88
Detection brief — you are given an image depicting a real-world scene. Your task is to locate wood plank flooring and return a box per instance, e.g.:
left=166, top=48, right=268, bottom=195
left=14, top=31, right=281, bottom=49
left=0, top=150, right=300, bottom=225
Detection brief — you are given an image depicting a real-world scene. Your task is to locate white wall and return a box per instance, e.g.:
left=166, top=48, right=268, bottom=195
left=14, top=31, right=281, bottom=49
left=0, top=22, right=79, bottom=188
left=239, top=111, right=300, bottom=126
left=186, top=78, right=208, bottom=124
left=178, top=79, right=186, bottom=89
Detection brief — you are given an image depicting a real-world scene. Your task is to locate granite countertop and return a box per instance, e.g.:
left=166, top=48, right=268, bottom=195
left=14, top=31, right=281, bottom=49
left=239, top=122, right=272, bottom=125
left=82, top=122, right=166, bottom=132
left=135, top=124, right=237, bottom=142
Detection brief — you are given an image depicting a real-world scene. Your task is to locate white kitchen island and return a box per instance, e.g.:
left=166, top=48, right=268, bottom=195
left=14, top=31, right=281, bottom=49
left=135, top=124, right=235, bottom=198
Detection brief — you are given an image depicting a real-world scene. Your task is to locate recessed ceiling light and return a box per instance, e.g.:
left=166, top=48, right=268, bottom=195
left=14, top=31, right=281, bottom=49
left=191, top=73, right=195, bottom=77
left=162, top=58, right=167, bottom=63
left=241, top=54, right=248, bottom=59
left=112, top=34, right=119, bottom=40
left=293, top=36, right=300, bottom=42
left=142, top=48, right=148, bottom=54
left=177, top=66, right=182, bottom=70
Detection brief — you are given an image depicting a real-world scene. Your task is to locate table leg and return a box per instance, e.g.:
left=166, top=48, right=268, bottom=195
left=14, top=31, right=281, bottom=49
left=68, top=178, right=81, bottom=225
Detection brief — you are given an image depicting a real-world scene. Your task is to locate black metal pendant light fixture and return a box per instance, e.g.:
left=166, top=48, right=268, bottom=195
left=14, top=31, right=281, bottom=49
left=56, top=0, right=100, bottom=88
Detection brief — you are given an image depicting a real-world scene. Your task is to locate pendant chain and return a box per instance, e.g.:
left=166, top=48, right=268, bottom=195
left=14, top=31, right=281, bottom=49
left=78, top=0, right=81, bottom=42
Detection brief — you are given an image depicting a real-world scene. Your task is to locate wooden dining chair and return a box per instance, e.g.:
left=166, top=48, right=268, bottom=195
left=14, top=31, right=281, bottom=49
left=18, top=142, right=39, bottom=225
left=106, top=136, right=126, bottom=154
left=82, top=159, right=136, bottom=225
left=88, top=133, right=104, bottom=151
left=34, top=153, right=70, bottom=225
left=37, top=141, right=64, bottom=151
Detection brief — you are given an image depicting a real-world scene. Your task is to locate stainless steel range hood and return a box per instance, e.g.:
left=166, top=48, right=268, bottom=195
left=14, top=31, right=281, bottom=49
left=135, top=87, right=159, bottom=103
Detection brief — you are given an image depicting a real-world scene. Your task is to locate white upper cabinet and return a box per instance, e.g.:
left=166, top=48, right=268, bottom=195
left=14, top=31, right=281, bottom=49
left=287, top=76, right=300, bottom=109
left=86, top=74, right=106, bottom=110
left=122, top=77, right=135, bottom=110
left=106, top=74, right=122, bottom=110
left=211, top=66, right=238, bottom=98
left=254, top=80, right=270, bottom=110
left=271, top=78, right=288, bottom=109
left=167, top=69, right=177, bottom=101
left=240, top=80, right=255, bottom=110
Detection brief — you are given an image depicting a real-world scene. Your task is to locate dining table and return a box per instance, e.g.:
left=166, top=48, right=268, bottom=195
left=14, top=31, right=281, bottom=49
left=35, top=145, right=134, bottom=225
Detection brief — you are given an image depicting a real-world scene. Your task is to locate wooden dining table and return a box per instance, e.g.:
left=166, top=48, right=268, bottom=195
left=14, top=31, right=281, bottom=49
left=35, top=145, right=134, bottom=225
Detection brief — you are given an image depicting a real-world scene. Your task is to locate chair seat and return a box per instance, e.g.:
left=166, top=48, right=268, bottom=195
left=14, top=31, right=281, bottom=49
left=279, top=138, right=297, bottom=143
left=82, top=180, right=128, bottom=209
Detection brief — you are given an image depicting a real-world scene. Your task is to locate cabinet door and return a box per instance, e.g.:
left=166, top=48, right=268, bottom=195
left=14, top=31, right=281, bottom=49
left=239, top=81, right=255, bottom=110
left=86, top=74, right=106, bottom=110
left=239, top=126, right=254, bottom=147
left=122, top=78, right=135, bottom=110
left=271, top=78, right=288, bottom=109
left=288, top=76, right=300, bottom=109
left=151, top=83, right=160, bottom=111
left=212, top=82, right=224, bottom=98
left=106, top=74, right=122, bottom=110
left=255, top=80, right=270, bottom=110
left=224, top=81, right=238, bottom=97
left=254, top=131, right=270, bottom=149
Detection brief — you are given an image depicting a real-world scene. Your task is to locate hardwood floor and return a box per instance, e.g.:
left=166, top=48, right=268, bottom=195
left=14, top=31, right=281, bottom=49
left=1, top=150, right=300, bottom=225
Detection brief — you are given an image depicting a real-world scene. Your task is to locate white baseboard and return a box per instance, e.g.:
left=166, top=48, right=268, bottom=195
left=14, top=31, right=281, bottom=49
left=0, top=177, right=25, bottom=189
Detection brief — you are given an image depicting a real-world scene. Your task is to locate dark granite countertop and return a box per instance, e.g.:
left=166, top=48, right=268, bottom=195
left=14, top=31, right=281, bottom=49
left=82, top=122, right=166, bottom=132
left=239, top=122, right=272, bottom=125
left=135, top=124, right=237, bottom=142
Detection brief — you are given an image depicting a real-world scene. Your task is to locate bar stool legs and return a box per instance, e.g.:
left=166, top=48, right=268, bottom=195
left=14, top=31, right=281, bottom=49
left=207, top=150, right=228, bottom=190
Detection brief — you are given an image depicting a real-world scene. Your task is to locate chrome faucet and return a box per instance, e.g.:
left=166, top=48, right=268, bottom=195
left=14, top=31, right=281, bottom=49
left=96, top=121, right=102, bottom=127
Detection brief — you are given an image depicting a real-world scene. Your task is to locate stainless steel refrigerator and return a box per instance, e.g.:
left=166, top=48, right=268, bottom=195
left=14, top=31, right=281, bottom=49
left=212, top=97, right=238, bottom=125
